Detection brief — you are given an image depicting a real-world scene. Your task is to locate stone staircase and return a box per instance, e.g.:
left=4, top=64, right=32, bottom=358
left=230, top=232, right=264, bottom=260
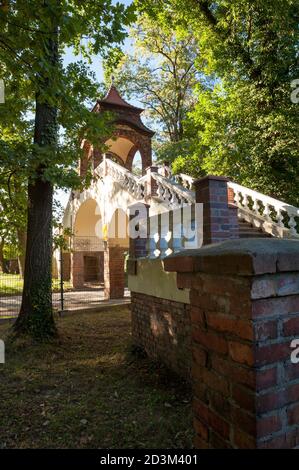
left=95, top=159, right=299, bottom=241
left=175, top=172, right=299, bottom=240
left=238, top=220, right=272, bottom=238
left=69, top=157, right=298, bottom=248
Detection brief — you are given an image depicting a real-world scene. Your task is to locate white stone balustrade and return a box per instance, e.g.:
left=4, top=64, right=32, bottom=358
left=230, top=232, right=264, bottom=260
left=147, top=210, right=184, bottom=259
left=173, top=173, right=195, bottom=191
left=228, top=182, right=299, bottom=238
left=95, top=158, right=145, bottom=200
left=152, top=173, right=195, bottom=207
left=72, top=156, right=299, bottom=242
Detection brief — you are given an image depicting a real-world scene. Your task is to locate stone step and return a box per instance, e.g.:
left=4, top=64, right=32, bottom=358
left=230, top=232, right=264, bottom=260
left=238, top=219, right=272, bottom=238
left=239, top=228, right=265, bottom=234
left=239, top=232, right=271, bottom=238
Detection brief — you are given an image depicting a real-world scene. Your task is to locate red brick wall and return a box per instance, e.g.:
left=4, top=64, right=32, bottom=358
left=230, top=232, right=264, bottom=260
left=164, top=239, right=299, bottom=449
left=131, top=292, right=191, bottom=379
left=71, top=251, right=104, bottom=288
left=104, top=244, right=125, bottom=299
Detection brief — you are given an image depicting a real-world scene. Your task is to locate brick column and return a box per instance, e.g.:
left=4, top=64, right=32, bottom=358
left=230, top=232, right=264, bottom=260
left=165, top=239, right=299, bottom=449
left=145, top=166, right=158, bottom=202
left=71, top=252, right=84, bottom=289
left=141, top=137, right=153, bottom=174
left=194, top=175, right=239, bottom=245
left=128, top=202, right=149, bottom=259
left=104, top=243, right=125, bottom=299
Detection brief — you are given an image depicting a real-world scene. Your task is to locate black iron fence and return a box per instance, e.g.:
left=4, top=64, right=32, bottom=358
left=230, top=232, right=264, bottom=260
left=0, top=237, right=129, bottom=319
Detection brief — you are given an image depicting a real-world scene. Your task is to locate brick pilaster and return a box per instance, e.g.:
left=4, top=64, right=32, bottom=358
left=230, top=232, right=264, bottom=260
left=145, top=166, right=158, bottom=202
left=165, top=239, right=299, bottom=449
left=128, top=202, right=149, bottom=259
left=104, top=243, right=125, bottom=299
left=194, top=175, right=239, bottom=245
left=71, top=252, right=84, bottom=289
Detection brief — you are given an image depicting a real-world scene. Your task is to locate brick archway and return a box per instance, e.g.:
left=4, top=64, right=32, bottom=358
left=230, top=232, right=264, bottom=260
left=110, top=128, right=152, bottom=174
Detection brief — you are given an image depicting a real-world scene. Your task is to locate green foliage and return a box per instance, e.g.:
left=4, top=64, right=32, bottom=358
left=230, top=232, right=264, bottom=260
left=135, top=0, right=299, bottom=205
left=0, top=0, right=135, bottom=184
left=53, top=225, right=72, bottom=252
left=184, top=0, right=299, bottom=204
left=108, top=10, right=205, bottom=162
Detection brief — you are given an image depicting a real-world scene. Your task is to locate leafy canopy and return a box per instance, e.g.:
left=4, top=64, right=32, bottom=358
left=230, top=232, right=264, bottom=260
left=136, top=0, right=299, bottom=204
left=0, top=0, right=135, bottom=188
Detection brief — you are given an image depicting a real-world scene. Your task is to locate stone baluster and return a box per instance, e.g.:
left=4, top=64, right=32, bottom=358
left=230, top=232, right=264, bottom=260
left=277, top=208, right=284, bottom=228
left=171, top=191, right=179, bottom=207
left=152, top=213, right=161, bottom=258
left=263, top=202, right=272, bottom=222
left=243, top=193, right=249, bottom=211
left=156, top=180, right=164, bottom=199
left=235, top=190, right=242, bottom=208
left=252, top=197, right=260, bottom=215
left=165, top=210, right=174, bottom=257
left=288, top=212, right=298, bottom=236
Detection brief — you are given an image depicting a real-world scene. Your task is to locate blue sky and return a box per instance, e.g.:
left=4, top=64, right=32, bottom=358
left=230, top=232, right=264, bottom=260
left=63, top=0, right=134, bottom=84
left=56, top=0, right=137, bottom=210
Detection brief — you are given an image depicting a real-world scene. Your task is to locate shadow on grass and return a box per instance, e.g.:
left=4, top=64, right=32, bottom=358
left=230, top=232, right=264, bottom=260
left=0, top=307, right=193, bottom=449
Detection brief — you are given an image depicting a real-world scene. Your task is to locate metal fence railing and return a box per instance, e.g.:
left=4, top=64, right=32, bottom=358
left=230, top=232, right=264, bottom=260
left=0, top=237, right=129, bottom=319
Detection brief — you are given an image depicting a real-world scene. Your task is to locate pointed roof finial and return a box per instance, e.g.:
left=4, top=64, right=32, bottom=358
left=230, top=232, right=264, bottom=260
left=111, top=74, right=115, bottom=85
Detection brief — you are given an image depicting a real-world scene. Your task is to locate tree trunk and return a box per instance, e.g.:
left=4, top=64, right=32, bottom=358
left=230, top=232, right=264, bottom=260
left=14, top=174, right=56, bottom=338
left=14, top=14, right=58, bottom=339
left=0, top=238, right=9, bottom=274
left=17, top=229, right=27, bottom=277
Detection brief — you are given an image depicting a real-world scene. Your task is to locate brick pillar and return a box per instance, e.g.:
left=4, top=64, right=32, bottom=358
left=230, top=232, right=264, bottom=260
left=128, top=202, right=149, bottom=259
left=104, top=243, right=125, bottom=299
left=145, top=166, right=158, bottom=202
left=165, top=239, right=299, bottom=449
left=194, top=175, right=239, bottom=245
left=71, top=252, right=84, bottom=288
left=141, top=138, right=153, bottom=174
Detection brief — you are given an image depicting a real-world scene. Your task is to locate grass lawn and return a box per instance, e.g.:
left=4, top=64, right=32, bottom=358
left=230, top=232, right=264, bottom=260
left=0, top=307, right=193, bottom=448
left=0, top=273, right=72, bottom=295
left=0, top=274, right=23, bottom=295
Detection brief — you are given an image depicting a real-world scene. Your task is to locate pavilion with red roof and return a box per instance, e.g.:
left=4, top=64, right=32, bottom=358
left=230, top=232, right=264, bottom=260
left=80, top=82, right=154, bottom=176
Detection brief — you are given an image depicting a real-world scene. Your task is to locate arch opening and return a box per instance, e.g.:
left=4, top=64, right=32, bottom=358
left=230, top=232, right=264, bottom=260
left=131, top=150, right=142, bottom=176
left=105, top=137, right=134, bottom=166
left=72, top=198, right=104, bottom=289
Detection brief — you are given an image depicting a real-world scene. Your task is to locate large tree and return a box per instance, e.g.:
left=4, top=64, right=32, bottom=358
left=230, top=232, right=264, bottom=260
left=107, top=12, right=206, bottom=163
left=0, top=0, right=134, bottom=338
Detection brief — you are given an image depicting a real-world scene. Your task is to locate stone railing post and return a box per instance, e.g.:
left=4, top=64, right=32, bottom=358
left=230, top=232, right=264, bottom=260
left=165, top=239, right=299, bottom=449
left=194, top=175, right=239, bottom=245
left=145, top=166, right=159, bottom=201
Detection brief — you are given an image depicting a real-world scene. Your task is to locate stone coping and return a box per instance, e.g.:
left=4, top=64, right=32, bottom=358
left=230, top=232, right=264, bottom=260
left=164, top=238, right=299, bottom=276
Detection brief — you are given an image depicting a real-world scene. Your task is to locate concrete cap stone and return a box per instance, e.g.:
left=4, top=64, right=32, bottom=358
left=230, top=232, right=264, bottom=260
left=164, top=239, right=299, bottom=276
